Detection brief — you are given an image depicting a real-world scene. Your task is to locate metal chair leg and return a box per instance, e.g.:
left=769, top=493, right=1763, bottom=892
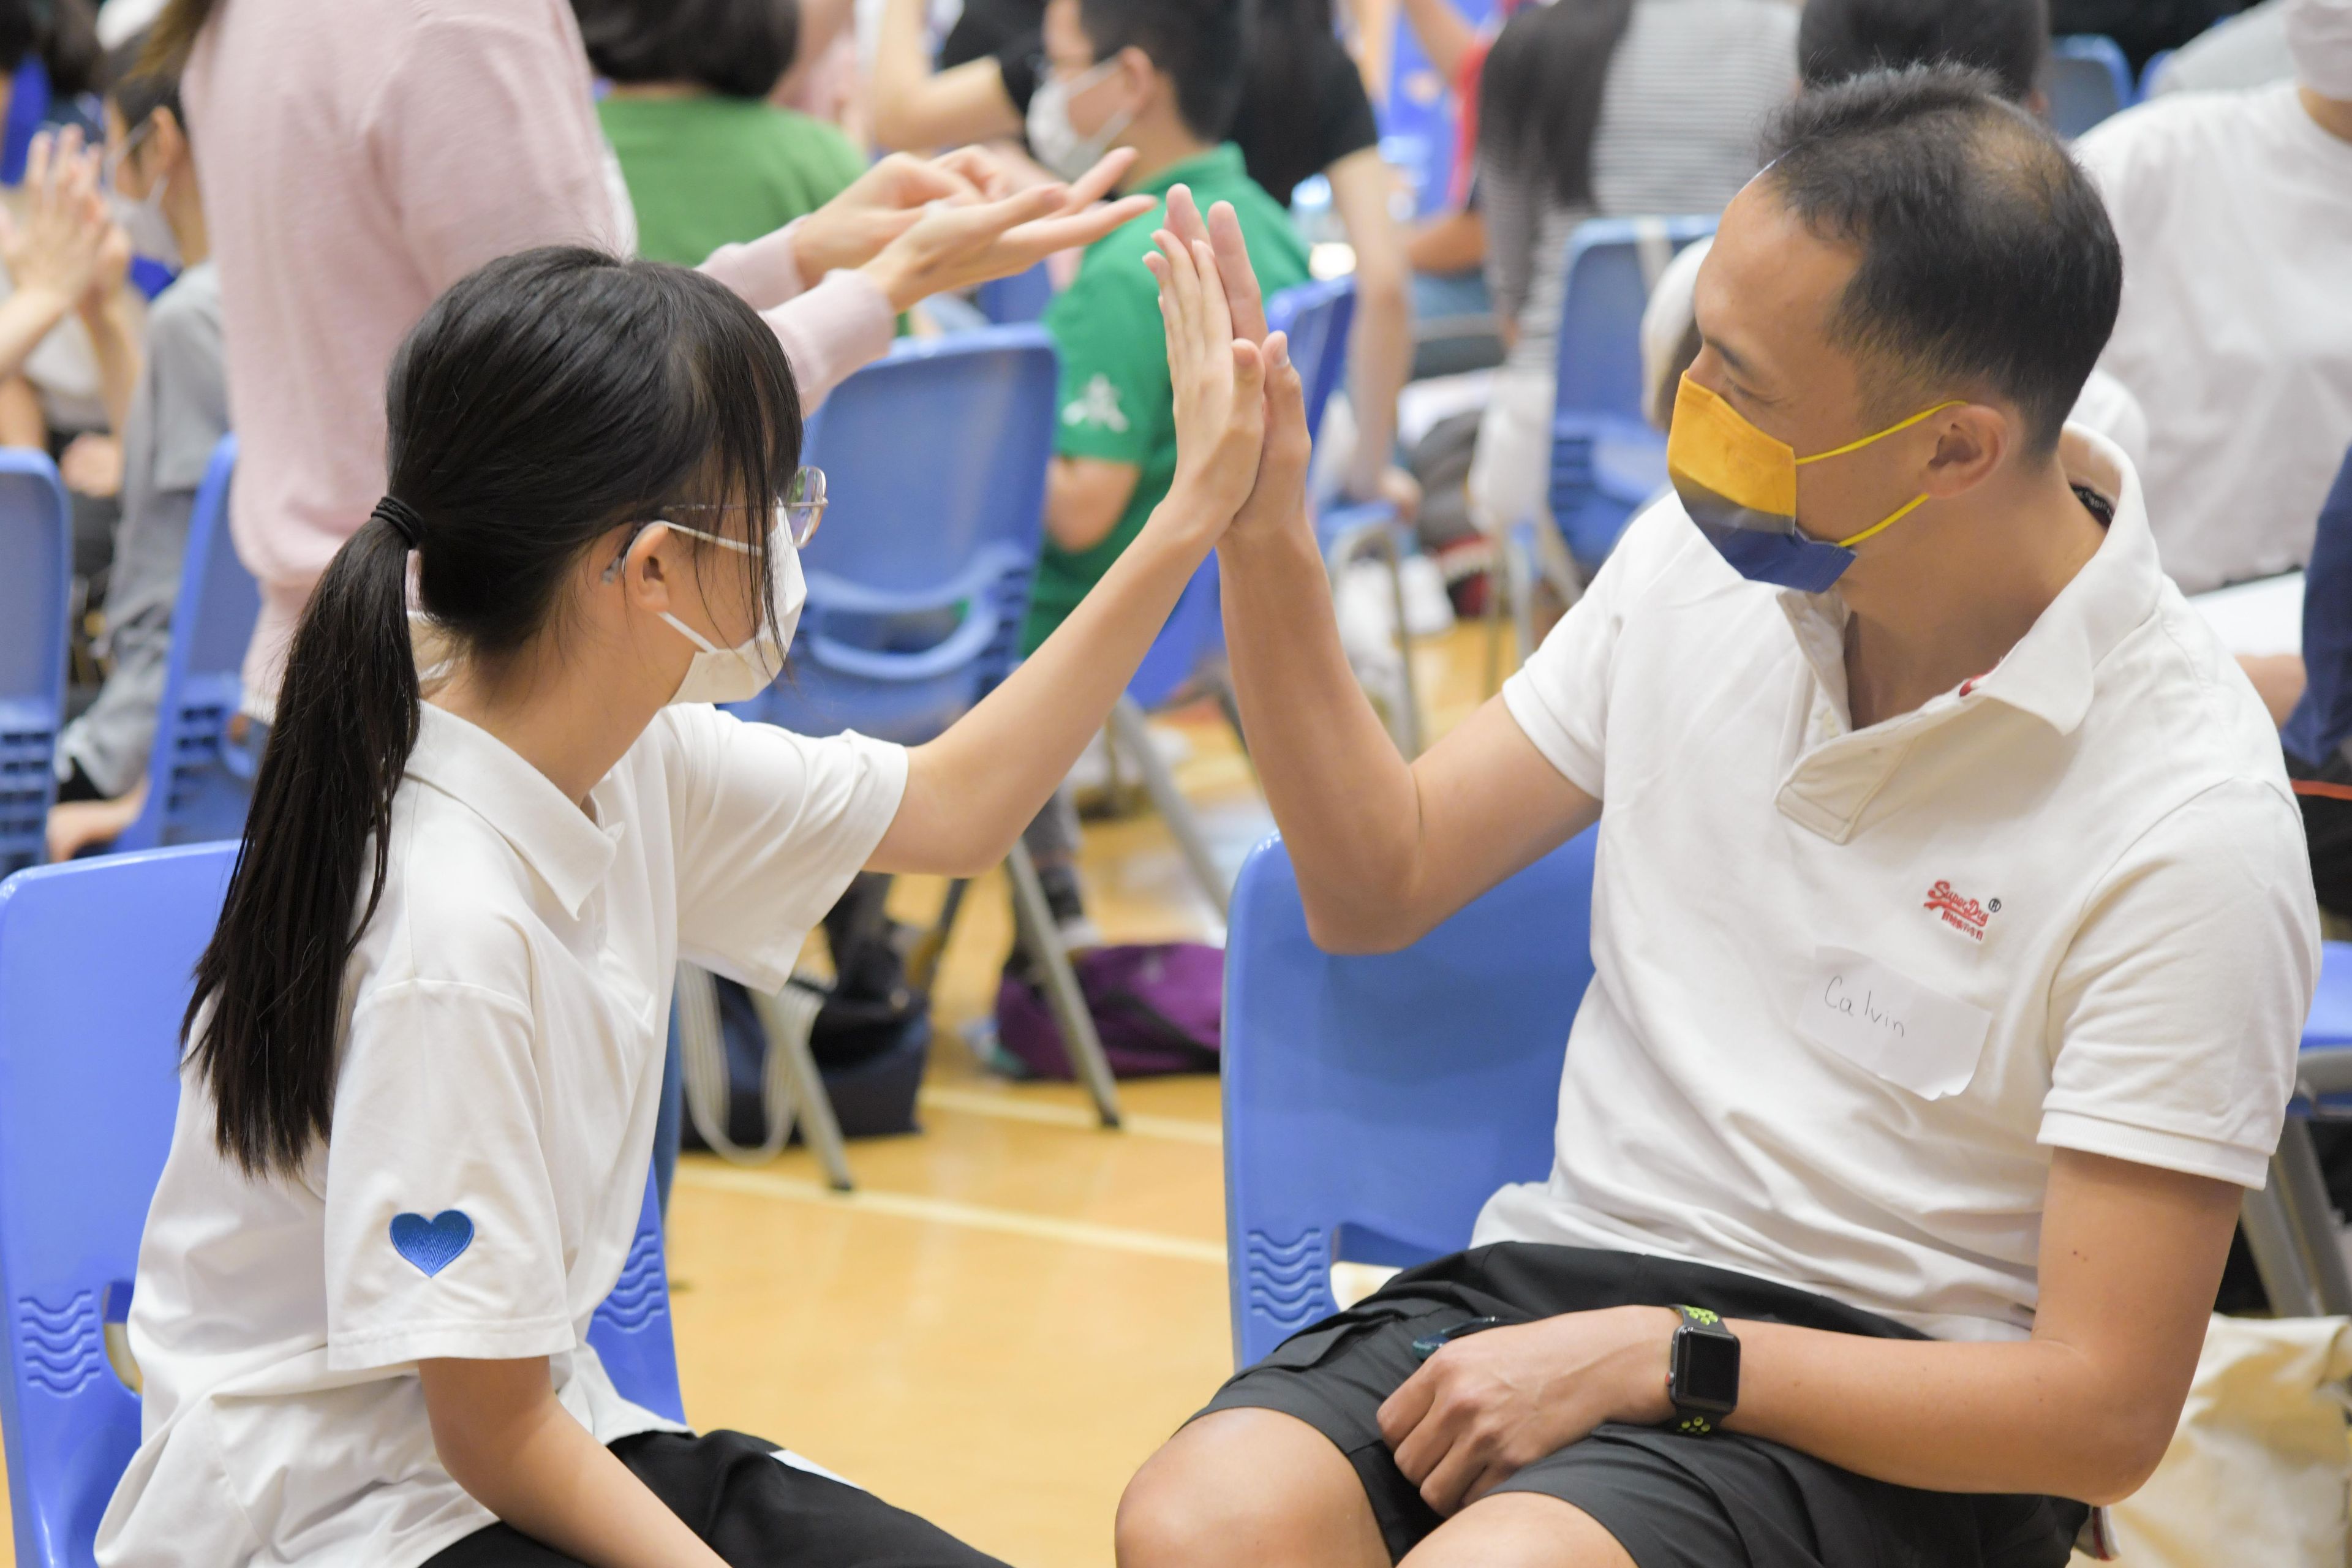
left=2244, top=1172, right=2323, bottom=1317
left=2270, top=1118, right=2352, bottom=1315
left=1110, top=695, right=1231, bottom=922
left=1371, top=527, right=1426, bottom=759
left=1006, top=840, right=1123, bottom=1127
left=752, top=984, right=854, bottom=1193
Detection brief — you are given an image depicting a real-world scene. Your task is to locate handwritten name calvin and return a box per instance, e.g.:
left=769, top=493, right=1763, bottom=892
left=1823, top=974, right=1905, bottom=1036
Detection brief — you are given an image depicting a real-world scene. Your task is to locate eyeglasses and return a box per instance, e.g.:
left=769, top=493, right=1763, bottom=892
left=669, top=466, right=827, bottom=548
left=602, top=466, right=828, bottom=580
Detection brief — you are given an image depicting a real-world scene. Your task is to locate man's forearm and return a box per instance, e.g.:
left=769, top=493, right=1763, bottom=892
left=1724, top=1321, right=2165, bottom=1505
left=1218, top=515, right=1427, bottom=943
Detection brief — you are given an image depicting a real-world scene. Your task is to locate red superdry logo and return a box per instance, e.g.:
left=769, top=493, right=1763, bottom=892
left=1924, top=880, right=1999, bottom=941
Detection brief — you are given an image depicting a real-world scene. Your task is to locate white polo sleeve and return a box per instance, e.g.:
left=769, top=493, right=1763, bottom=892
left=2039, top=780, right=2321, bottom=1188
left=323, top=978, right=573, bottom=1370
left=1501, top=497, right=1692, bottom=799
left=662, top=704, right=910, bottom=993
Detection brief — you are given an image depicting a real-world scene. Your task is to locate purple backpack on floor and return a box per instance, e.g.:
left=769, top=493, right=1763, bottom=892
left=996, top=943, right=1223, bottom=1078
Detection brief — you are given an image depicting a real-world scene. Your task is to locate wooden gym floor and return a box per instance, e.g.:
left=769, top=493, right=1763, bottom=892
left=0, top=625, right=1501, bottom=1567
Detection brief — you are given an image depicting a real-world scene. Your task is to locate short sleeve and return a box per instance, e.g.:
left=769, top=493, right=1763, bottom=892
left=1313, top=40, right=1381, bottom=172
left=323, top=979, right=573, bottom=1371
left=1043, top=252, right=1167, bottom=468
left=663, top=706, right=910, bottom=992
left=1501, top=496, right=1691, bottom=800
left=2038, top=780, right=2321, bottom=1188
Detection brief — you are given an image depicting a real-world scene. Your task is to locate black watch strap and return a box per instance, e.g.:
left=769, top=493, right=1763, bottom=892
left=1667, top=1304, right=1740, bottom=1436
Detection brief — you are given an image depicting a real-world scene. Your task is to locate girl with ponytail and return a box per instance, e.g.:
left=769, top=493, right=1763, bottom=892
left=100, top=226, right=1297, bottom=1567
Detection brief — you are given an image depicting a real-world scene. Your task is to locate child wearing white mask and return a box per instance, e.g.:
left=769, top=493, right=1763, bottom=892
left=48, top=26, right=226, bottom=859
left=96, top=215, right=1300, bottom=1563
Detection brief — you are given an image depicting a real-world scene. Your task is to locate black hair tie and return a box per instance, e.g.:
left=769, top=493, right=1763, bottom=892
left=372, top=495, right=424, bottom=550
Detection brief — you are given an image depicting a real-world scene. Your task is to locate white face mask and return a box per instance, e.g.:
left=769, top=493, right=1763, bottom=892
left=650, top=518, right=807, bottom=706
left=111, top=179, right=179, bottom=271
left=1025, top=56, right=1135, bottom=182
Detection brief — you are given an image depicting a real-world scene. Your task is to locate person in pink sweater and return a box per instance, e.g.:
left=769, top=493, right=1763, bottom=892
left=145, top=0, right=1146, bottom=719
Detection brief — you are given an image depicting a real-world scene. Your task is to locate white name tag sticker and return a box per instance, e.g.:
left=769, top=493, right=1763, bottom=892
left=1796, top=946, right=1993, bottom=1099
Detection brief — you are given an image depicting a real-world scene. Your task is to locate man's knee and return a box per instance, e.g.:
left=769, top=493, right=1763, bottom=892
left=1401, top=1493, right=1635, bottom=1568
left=1116, top=1409, right=1385, bottom=1568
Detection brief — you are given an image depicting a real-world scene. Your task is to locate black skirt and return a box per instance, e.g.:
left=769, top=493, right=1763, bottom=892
left=1196, top=1242, right=2090, bottom=1568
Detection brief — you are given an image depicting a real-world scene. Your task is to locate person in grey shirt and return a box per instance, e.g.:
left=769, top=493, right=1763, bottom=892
left=1467, top=0, right=1796, bottom=580
left=48, top=31, right=227, bottom=859
left=2149, top=0, right=2297, bottom=94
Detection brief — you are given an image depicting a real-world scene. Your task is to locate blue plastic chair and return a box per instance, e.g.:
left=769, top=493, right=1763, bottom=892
left=1547, top=216, right=1716, bottom=572
left=0, top=58, right=49, bottom=187
left=976, top=263, right=1054, bottom=326
left=0, top=845, right=682, bottom=1568
left=1221, top=829, right=1596, bottom=1367
left=737, top=326, right=1055, bottom=745
left=2137, top=47, right=2176, bottom=100
left=114, top=437, right=262, bottom=852
left=2239, top=942, right=2352, bottom=1317
left=2049, top=36, right=2134, bottom=138
left=0, top=452, right=72, bottom=880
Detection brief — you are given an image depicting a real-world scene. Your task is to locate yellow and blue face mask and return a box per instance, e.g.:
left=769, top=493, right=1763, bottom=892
left=1665, top=374, right=1961, bottom=593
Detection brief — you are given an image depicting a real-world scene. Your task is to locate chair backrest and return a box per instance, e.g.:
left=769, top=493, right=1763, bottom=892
left=1551, top=215, right=1717, bottom=425
left=2049, top=35, right=2133, bottom=138
left=0, top=846, right=682, bottom=1568
left=0, top=452, right=72, bottom=880
left=976, top=262, right=1054, bottom=326
left=115, top=437, right=260, bottom=853
left=739, top=326, right=1057, bottom=745
left=1266, top=276, right=1357, bottom=446
left=2137, top=47, right=2176, bottom=100
left=1221, top=829, right=1597, bottom=1368
left=2283, top=444, right=2352, bottom=772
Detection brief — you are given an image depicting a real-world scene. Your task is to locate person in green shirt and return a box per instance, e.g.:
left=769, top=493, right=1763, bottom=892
left=581, top=0, right=870, bottom=267
left=1024, top=0, right=1313, bottom=655
left=1001, top=0, right=1309, bottom=951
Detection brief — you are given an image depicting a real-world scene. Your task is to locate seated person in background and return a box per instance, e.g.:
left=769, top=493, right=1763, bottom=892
left=2147, top=0, right=2296, bottom=95
left=1016, top=0, right=1310, bottom=940
left=2071, top=0, right=2352, bottom=594
left=578, top=0, right=869, bottom=268
left=1468, top=0, right=1794, bottom=580
left=873, top=0, right=1414, bottom=516
left=1121, top=67, right=2317, bottom=1568
left=1623, top=0, right=2152, bottom=470
left=48, top=32, right=225, bottom=859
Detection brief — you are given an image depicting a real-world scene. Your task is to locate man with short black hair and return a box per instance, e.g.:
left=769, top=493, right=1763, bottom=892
left=1117, top=66, right=2318, bottom=1568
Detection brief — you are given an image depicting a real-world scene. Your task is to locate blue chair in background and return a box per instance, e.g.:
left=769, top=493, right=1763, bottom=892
left=1221, top=830, right=1596, bottom=1366
left=2137, top=47, right=2177, bottom=100
left=1266, top=277, right=1427, bottom=758
left=1547, top=215, right=1716, bottom=571
left=114, top=437, right=261, bottom=853
left=0, top=453, right=72, bottom=880
left=709, top=327, right=1125, bottom=1139
left=2049, top=35, right=2135, bottom=138
left=0, top=845, right=682, bottom=1568
left=976, top=262, right=1054, bottom=326
left=0, top=58, right=48, bottom=186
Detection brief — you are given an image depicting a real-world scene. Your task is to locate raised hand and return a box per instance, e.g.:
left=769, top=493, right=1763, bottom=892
left=856, top=148, right=1155, bottom=311
left=0, top=129, right=113, bottom=309
left=1144, top=206, right=1266, bottom=535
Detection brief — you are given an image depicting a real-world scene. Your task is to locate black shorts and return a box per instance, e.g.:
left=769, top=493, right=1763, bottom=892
left=1196, top=1243, right=2089, bottom=1568
left=423, top=1429, right=1007, bottom=1568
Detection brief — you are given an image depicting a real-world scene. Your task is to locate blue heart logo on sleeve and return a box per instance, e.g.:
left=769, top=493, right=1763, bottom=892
left=389, top=1211, right=475, bottom=1276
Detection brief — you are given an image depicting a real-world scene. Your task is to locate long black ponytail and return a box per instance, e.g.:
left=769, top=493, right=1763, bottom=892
left=1477, top=0, right=1638, bottom=208
left=185, top=247, right=804, bottom=1177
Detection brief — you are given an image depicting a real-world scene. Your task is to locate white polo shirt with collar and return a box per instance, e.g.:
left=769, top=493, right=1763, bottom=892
left=98, top=703, right=906, bottom=1568
left=1476, top=430, right=2320, bottom=1342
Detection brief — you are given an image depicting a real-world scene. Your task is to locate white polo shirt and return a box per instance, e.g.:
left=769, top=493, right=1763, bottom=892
left=97, top=703, right=906, bottom=1568
left=1476, top=431, right=2320, bottom=1341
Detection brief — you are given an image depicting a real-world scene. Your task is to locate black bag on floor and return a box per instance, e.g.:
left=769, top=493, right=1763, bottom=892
left=680, top=875, right=930, bottom=1149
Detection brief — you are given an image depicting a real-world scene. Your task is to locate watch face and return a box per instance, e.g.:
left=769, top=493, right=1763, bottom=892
left=1673, top=1326, right=1741, bottom=1413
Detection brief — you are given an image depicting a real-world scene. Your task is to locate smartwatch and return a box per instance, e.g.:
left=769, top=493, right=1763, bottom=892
left=1665, top=1305, right=1740, bottom=1435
